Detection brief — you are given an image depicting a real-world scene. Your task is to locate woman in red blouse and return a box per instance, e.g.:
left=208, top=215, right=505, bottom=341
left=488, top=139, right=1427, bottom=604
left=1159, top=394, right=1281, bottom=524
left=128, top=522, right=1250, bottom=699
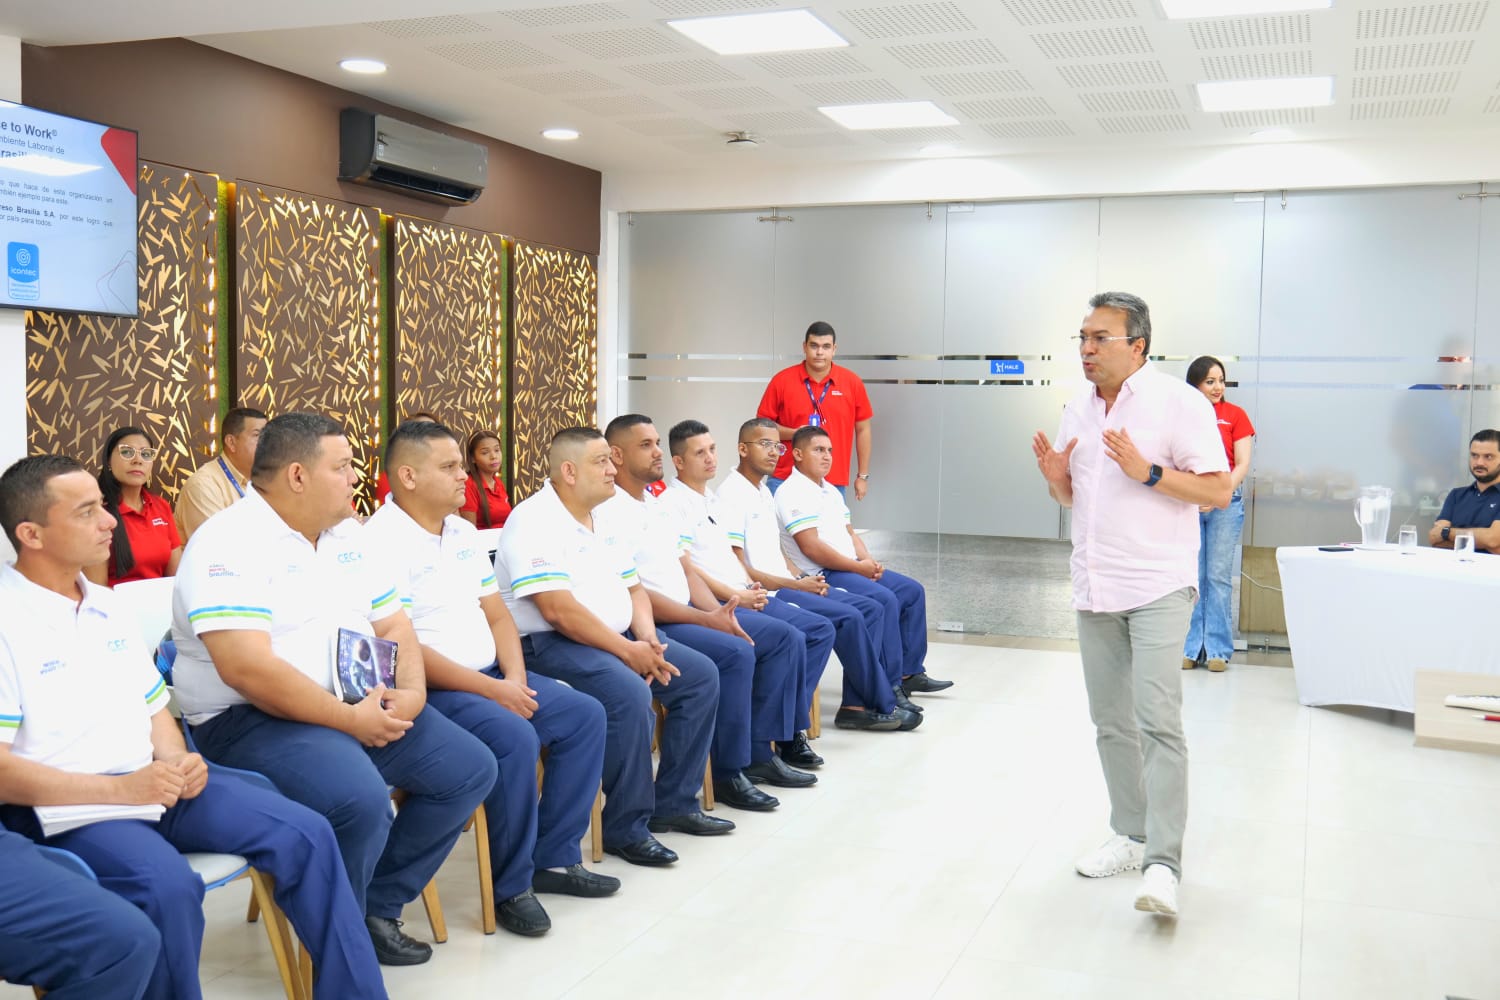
left=1183, top=356, right=1255, bottom=673
left=460, top=429, right=512, bottom=528
left=86, top=426, right=184, bottom=587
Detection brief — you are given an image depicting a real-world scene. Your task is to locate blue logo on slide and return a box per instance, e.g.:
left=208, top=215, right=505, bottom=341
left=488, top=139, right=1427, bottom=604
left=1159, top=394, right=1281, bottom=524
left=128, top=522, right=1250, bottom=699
left=7, top=242, right=39, bottom=302
left=990, top=359, right=1024, bottom=376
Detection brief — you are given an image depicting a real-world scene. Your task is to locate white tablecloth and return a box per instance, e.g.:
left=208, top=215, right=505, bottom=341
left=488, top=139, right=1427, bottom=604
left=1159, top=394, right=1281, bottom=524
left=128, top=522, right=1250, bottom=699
left=1277, top=545, right=1500, bottom=712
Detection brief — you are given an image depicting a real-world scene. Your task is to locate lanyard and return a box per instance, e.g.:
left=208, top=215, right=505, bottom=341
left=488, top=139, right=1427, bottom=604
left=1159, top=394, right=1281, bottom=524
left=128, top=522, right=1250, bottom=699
left=217, top=456, right=246, bottom=499
left=803, top=377, right=831, bottom=417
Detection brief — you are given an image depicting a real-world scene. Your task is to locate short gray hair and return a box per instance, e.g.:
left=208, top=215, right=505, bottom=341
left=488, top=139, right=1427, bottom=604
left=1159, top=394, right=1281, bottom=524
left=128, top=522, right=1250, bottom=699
left=1089, top=291, right=1152, bottom=354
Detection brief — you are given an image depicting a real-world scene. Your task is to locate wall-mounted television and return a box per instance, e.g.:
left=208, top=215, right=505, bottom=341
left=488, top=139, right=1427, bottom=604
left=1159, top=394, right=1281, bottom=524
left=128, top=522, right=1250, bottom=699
left=0, top=101, right=139, bottom=317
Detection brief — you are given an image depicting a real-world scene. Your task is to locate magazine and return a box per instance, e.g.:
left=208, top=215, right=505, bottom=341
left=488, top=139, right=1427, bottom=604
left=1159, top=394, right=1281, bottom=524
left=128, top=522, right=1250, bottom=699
left=333, top=628, right=398, bottom=705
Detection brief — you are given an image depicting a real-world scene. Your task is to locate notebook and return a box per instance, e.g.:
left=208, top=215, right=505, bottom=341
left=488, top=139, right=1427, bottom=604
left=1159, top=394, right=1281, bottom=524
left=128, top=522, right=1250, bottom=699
left=1444, top=694, right=1500, bottom=713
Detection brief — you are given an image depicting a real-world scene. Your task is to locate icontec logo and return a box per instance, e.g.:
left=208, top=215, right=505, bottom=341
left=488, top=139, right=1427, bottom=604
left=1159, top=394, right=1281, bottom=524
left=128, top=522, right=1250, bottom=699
left=7, top=241, right=39, bottom=302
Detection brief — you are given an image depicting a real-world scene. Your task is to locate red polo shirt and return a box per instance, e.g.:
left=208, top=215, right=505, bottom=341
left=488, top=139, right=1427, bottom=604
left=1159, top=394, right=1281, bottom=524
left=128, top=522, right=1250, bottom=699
left=757, top=362, right=873, bottom=485
left=1212, top=400, right=1255, bottom=469
left=109, top=489, right=182, bottom=586
left=461, top=474, right=512, bottom=528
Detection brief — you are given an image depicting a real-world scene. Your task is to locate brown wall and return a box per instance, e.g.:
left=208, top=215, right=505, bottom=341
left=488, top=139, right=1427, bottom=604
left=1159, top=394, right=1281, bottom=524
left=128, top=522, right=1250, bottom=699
left=22, top=38, right=601, bottom=254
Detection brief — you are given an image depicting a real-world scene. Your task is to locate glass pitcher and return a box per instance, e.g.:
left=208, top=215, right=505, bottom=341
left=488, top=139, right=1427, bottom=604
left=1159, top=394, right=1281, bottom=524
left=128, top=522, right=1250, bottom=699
left=1352, top=485, right=1393, bottom=547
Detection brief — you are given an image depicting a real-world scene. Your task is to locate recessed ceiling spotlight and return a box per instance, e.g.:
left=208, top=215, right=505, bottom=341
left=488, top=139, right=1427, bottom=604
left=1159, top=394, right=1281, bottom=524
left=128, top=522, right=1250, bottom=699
left=1159, top=0, right=1331, bottom=16
left=541, top=127, right=580, bottom=141
left=1196, top=76, right=1334, bottom=112
left=667, top=10, right=847, bottom=55
left=339, top=58, right=387, bottom=75
left=725, top=131, right=760, bottom=149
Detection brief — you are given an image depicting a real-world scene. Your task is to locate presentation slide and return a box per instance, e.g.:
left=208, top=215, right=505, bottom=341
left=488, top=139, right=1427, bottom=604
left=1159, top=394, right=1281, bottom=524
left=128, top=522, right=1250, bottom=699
left=0, top=102, right=138, bottom=316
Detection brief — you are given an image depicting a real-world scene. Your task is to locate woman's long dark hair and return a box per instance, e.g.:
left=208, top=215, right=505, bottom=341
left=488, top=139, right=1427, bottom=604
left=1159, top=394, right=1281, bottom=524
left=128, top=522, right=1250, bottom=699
left=98, top=425, right=150, bottom=580
left=1186, top=355, right=1226, bottom=390
left=465, top=429, right=503, bottom=529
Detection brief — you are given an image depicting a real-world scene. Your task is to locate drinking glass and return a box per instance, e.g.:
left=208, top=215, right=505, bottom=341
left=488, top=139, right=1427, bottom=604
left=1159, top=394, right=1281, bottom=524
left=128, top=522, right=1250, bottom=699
left=1455, top=533, right=1476, bottom=562
left=1398, top=524, right=1418, bottom=554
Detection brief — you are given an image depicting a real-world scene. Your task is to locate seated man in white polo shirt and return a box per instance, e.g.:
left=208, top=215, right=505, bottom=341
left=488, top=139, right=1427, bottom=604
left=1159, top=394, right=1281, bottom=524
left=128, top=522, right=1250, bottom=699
left=776, top=425, right=952, bottom=720
left=662, top=418, right=836, bottom=768
left=497, top=427, right=723, bottom=867
left=720, top=418, right=907, bottom=733
left=366, top=421, right=616, bottom=938
left=170, top=413, right=495, bottom=967
left=0, top=453, right=385, bottom=1000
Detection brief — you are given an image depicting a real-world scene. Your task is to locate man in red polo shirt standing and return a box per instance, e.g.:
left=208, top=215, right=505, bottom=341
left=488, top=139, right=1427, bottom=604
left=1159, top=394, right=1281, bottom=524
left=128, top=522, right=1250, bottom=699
left=757, top=321, right=873, bottom=500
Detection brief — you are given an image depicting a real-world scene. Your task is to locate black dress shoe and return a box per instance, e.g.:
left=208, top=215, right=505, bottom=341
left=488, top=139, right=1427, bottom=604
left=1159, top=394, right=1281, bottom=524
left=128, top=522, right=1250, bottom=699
left=710, top=772, right=780, bottom=811
left=532, top=863, right=621, bottom=898
left=496, top=889, right=551, bottom=937
left=777, top=731, right=824, bottom=769
left=603, top=835, right=679, bottom=866
left=895, top=706, right=924, bottom=731
left=365, top=916, right=432, bottom=966
left=648, top=810, right=738, bottom=835
left=743, top=755, right=817, bottom=788
left=893, top=685, right=924, bottom=714
left=833, top=706, right=902, bottom=731
left=902, top=673, right=954, bottom=694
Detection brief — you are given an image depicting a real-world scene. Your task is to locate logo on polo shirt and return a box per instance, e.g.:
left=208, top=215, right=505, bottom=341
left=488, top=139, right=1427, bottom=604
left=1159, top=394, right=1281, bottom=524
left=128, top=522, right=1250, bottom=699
left=106, top=638, right=129, bottom=653
left=456, top=548, right=475, bottom=561
left=207, top=563, right=236, bottom=578
left=40, top=658, right=64, bottom=675
left=151, top=518, right=167, bottom=528
left=337, top=551, right=362, bottom=564
left=531, top=557, right=549, bottom=568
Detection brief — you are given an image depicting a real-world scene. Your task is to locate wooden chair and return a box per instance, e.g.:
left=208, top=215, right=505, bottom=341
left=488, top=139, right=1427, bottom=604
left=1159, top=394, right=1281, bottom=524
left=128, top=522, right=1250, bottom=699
left=652, top=699, right=714, bottom=810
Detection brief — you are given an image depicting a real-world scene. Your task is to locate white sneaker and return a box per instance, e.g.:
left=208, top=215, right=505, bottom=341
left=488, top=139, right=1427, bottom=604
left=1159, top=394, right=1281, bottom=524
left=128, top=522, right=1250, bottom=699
left=1134, top=864, right=1179, bottom=916
left=1074, top=834, right=1145, bottom=878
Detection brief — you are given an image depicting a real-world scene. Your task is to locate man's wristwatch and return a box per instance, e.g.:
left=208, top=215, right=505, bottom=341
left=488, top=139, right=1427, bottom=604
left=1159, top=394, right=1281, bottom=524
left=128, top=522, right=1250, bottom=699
left=1442, top=526, right=1452, bottom=542
left=1144, top=464, right=1164, bottom=488
left=857, top=473, right=870, bottom=481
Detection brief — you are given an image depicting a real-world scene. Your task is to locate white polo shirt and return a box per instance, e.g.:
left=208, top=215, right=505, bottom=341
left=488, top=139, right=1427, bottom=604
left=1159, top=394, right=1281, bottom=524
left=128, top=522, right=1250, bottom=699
left=496, top=481, right=638, bottom=637
left=716, top=470, right=789, bottom=579
left=171, top=488, right=402, bottom=725
left=774, top=467, right=856, bottom=575
left=366, top=502, right=497, bottom=672
left=662, top=480, right=751, bottom=590
left=0, top=565, right=169, bottom=777
left=596, top=486, right=691, bottom=605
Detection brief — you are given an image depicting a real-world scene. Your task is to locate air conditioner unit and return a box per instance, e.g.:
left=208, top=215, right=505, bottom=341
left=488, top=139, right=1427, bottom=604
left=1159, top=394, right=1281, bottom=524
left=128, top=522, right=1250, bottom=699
left=339, top=109, right=487, bottom=205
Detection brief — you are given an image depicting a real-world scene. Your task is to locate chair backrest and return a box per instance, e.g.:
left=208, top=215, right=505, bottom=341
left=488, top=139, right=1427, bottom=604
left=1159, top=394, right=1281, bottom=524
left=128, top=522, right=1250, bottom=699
left=35, top=844, right=98, bottom=881
left=112, top=577, right=177, bottom=656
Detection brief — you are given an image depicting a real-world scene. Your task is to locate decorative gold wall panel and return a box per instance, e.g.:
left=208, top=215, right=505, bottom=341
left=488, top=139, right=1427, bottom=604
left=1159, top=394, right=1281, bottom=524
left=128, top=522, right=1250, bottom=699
left=236, top=183, right=382, bottom=511
left=25, top=162, right=220, bottom=499
left=390, top=216, right=508, bottom=447
left=511, top=242, right=598, bottom=501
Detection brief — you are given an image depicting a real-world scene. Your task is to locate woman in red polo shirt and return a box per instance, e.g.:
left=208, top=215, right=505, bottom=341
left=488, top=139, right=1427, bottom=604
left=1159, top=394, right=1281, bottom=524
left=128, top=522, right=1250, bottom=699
left=86, top=426, right=184, bottom=587
left=1183, top=356, right=1255, bottom=673
left=459, top=429, right=512, bottom=528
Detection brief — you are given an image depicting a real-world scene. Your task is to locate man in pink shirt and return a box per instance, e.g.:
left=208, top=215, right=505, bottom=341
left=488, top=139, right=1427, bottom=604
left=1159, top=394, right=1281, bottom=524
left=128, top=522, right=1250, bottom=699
left=1031, top=292, right=1229, bottom=919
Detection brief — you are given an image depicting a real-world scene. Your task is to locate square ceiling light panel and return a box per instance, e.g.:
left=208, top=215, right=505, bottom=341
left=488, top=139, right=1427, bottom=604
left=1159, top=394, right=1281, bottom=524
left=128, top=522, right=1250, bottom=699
left=666, top=9, right=848, bottom=56
left=1159, top=0, right=1331, bottom=16
left=1196, top=76, right=1334, bottom=112
left=819, top=100, right=959, bottom=129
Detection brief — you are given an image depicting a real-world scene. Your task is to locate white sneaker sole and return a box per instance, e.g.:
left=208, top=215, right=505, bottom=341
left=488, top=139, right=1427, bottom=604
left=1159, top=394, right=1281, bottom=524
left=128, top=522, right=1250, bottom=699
left=1076, top=858, right=1142, bottom=878
left=1134, top=890, right=1178, bottom=916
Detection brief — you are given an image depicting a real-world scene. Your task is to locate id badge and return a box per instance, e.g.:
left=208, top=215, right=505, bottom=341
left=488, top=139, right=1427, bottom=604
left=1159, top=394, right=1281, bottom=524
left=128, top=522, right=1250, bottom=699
left=808, top=412, right=822, bottom=427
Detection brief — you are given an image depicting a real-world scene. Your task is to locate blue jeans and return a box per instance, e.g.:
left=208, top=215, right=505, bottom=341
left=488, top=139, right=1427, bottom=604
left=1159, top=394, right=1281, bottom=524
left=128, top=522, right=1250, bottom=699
left=1184, top=491, right=1245, bottom=662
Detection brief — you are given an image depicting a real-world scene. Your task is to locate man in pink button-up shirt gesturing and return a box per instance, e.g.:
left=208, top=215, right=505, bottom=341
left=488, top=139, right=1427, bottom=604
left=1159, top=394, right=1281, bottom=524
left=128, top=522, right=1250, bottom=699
left=1032, top=292, right=1230, bottom=919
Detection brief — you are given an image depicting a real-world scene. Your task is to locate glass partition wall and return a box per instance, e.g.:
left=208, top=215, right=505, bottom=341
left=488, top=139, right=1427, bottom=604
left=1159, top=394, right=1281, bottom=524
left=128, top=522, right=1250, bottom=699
left=618, top=184, right=1499, bottom=640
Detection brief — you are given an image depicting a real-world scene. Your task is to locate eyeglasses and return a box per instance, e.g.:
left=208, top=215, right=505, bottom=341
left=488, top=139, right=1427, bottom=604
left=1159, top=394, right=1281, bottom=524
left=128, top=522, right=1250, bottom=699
left=748, top=439, right=786, bottom=455
left=117, top=446, right=157, bottom=460
left=1073, top=334, right=1133, bottom=349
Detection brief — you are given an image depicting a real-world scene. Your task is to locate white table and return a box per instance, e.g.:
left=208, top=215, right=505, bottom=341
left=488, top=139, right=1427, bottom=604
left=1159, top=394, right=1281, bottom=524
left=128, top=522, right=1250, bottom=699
left=1277, top=545, right=1500, bottom=712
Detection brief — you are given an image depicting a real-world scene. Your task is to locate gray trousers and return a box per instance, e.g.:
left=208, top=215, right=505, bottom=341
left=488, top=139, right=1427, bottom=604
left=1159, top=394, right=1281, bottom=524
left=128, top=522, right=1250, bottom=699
left=1075, top=587, right=1194, bottom=876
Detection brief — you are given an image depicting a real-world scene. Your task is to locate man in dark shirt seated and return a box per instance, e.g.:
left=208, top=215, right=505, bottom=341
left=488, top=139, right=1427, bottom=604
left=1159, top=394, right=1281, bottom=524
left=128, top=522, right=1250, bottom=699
left=1429, top=429, right=1500, bottom=553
